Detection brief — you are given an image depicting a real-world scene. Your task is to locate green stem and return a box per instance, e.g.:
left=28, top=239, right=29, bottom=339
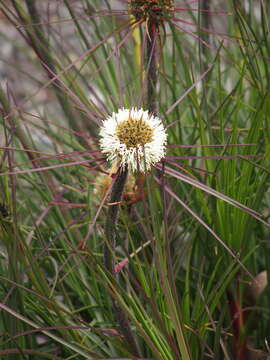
left=104, top=166, right=140, bottom=357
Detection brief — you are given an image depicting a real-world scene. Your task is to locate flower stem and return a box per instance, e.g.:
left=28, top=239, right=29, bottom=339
left=104, top=166, right=140, bottom=357
left=201, top=0, right=211, bottom=72
left=146, top=22, right=158, bottom=115
left=104, top=167, right=128, bottom=272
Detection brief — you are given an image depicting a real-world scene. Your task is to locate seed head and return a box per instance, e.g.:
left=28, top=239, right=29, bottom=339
left=130, top=0, right=174, bottom=23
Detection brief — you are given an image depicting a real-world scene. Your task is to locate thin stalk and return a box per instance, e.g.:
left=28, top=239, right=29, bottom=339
left=146, top=22, right=158, bottom=114
left=201, top=0, right=211, bottom=70
left=104, top=166, right=140, bottom=357
left=145, top=10, right=190, bottom=359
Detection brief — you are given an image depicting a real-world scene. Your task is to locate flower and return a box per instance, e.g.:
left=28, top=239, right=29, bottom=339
left=99, top=108, right=167, bottom=172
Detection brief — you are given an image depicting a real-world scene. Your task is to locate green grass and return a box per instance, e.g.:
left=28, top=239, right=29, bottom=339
left=0, top=0, right=269, bottom=359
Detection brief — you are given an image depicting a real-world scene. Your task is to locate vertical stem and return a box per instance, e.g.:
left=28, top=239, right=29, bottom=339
left=146, top=22, right=158, bottom=115
left=227, top=288, right=248, bottom=360
left=145, top=11, right=190, bottom=359
left=105, top=167, right=128, bottom=274
left=201, top=0, right=211, bottom=72
left=104, top=166, right=140, bottom=357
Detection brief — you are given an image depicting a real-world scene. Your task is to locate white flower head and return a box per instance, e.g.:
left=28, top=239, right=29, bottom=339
left=99, top=108, right=167, bottom=172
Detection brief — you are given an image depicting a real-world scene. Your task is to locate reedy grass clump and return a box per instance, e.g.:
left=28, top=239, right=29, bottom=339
left=0, top=1, right=269, bottom=359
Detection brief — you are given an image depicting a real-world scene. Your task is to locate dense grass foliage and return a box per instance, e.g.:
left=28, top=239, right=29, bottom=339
left=0, top=1, right=269, bottom=359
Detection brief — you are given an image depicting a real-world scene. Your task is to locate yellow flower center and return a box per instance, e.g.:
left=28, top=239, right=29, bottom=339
left=115, top=117, right=153, bottom=148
